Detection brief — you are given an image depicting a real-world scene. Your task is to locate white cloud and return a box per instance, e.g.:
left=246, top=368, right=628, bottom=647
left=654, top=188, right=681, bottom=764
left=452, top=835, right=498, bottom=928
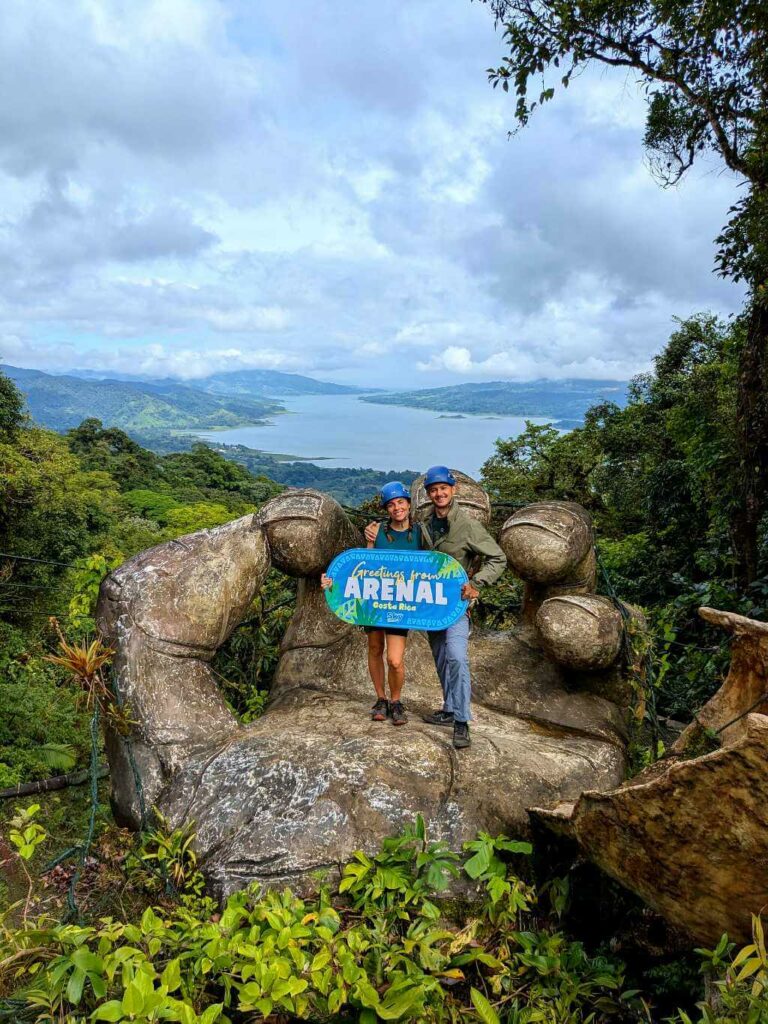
left=0, top=0, right=745, bottom=388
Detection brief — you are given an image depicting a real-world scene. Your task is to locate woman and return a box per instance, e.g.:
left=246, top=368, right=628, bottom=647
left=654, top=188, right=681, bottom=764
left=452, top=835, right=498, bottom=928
left=321, top=481, right=422, bottom=726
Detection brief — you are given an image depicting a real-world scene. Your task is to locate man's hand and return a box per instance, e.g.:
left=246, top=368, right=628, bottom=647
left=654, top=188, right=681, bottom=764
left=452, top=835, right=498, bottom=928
left=364, top=521, right=380, bottom=546
left=461, top=582, right=480, bottom=601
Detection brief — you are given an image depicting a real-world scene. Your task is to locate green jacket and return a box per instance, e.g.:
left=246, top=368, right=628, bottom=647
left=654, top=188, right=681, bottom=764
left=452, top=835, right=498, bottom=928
left=417, top=501, right=507, bottom=588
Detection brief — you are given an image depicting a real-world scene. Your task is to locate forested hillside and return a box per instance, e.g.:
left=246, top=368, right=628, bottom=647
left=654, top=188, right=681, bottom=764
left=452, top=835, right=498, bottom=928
left=197, top=368, right=365, bottom=397
left=363, top=379, right=628, bottom=427
left=1, top=364, right=283, bottom=432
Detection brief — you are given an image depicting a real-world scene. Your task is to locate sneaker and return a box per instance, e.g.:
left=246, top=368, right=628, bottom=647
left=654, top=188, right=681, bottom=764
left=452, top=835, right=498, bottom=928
left=371, top=698, right=389, bottom=722
left=453, top=721, right=471, bottom=749
left=390, top=701, right=407, bottom=726
left=421, top=709, right=455, bottom=727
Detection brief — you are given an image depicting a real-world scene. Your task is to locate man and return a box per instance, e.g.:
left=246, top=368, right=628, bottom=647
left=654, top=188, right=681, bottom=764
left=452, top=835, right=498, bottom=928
left=366, top=465, right=506, bottom=748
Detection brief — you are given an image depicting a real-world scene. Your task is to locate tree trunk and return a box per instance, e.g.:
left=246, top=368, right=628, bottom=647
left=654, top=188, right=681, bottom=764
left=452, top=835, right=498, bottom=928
left=733, top=299, right=768, bottom=588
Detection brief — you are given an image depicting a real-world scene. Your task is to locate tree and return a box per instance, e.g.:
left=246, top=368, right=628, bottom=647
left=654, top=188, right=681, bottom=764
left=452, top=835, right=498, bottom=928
left=0, top=369, right=26, bottom=441
left=483, top=0, right=768, bottom=586
left=0, top=427, right=119, bottom=626
left=67, top=418, right=165, bottom=491
left=482, top=314, right=740, bottom=600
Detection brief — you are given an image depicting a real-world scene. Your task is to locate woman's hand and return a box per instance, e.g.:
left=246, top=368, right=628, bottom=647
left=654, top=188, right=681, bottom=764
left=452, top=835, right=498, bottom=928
left=364, top=521, right=380, bottom=548
left=461, top=582, right=480, bottom=602
left=320, top=574, right=333, bottom=590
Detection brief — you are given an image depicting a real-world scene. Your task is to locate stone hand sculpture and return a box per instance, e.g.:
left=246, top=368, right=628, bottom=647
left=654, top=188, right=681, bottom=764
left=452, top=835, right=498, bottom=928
left=534, top=606, right=768, bottom=945
left=97, top=473, right=633, bottom=898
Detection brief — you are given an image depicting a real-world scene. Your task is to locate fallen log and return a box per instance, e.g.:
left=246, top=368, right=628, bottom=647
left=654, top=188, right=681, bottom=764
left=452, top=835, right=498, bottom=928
left=0, top=765, right=109, bottom=800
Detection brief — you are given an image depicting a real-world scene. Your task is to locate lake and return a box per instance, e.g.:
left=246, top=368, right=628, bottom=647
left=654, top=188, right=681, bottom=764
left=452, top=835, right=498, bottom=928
left=196, top=394, right=551, bottom=478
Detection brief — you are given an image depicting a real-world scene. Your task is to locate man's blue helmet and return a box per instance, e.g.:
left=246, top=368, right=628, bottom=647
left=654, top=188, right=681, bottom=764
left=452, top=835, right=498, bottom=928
left=424, top=465, right=456, bottom=488
left=380, top=481, right=411, bottom=508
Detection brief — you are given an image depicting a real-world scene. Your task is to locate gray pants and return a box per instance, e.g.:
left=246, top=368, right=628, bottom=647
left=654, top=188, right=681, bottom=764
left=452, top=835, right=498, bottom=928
left=428, top=613, right=472, bottom=723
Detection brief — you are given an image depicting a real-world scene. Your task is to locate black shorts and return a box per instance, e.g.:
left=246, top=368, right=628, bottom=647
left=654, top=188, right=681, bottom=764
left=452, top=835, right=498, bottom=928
left=364, top=626, right=409, bottom=637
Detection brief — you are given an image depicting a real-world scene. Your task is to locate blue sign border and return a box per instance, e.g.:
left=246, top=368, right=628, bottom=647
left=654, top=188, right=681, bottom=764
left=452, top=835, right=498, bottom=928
left=324, top=547, right=469, bottom=631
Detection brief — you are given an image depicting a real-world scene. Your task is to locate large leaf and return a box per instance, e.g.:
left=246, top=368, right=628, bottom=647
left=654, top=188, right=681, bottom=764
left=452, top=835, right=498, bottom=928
left=463, top=844, right=491, bottom=879
left=90, top=1001, right=123, bottom=1022
left=470, top=987, right=500, bottom=1024
left=66, top=967, right=86, bottom=1006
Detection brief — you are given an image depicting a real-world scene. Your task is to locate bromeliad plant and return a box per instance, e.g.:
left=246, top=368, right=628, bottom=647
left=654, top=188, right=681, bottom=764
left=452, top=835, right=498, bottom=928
left=43, top=619, right=131, bottom=735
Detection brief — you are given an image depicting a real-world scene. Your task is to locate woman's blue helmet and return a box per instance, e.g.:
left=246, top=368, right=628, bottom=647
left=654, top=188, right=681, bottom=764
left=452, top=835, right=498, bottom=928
left=380, top=481, right=411, bottom=508
left=424, top=465, right=456, bottom=487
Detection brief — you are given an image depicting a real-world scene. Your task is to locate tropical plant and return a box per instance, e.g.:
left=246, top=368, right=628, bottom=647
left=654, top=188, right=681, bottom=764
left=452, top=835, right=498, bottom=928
left=0, top=813, right=645, bottom=1023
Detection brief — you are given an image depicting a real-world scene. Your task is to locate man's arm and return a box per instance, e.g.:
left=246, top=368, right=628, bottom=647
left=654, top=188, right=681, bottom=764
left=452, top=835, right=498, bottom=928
left=364, top=521, right=380, bottom=547
left=466, top=520, right=507, bottom=588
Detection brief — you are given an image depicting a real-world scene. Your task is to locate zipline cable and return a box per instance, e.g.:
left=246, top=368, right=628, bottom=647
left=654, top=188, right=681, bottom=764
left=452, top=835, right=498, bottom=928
left=0, top=551, right=78, bottom=568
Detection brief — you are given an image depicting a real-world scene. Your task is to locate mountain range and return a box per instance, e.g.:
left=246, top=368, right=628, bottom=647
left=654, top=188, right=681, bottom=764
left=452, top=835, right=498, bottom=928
left=1, top=364, right=285, bottom=433
left=70, top=367, right=366, bottom=397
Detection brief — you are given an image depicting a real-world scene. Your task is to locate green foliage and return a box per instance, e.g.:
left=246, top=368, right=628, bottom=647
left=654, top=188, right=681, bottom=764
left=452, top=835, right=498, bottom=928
left=7, top=804, right=46, bottom=862
left=125, top=815, right=205, bottom=898
left=36, top=743, right=78, bottom=773
left=212, top=569, right=296, bottom=720
left=0, top=370, right=26, bottom=442
left=68, top=419, right=168, bottom=491
left=67, top=553, right=122, bottom=632
left=338, top=814, right=460, bottom=918
left=668, top=920, right=768, bottom=1023
left=472, top=572, right=523, bottom=631
left=121, top=489, right=181, bottom=523
left=160, top=502, right=233, bottom=535
left=0, top=815, right=642, bottom=1023
left=0, top=624, right=92, bottom=782
left=0, top=427, right=119, bottom=626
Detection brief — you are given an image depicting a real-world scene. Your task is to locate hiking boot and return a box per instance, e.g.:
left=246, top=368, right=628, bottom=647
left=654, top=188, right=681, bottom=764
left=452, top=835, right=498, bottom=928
left=390, top=701, right=407, bottom=726
left=453, top=721, right=471, bottom=749
left=421, top=709, right=454, bottom=727
left=371, top=698, right=390, bottom=722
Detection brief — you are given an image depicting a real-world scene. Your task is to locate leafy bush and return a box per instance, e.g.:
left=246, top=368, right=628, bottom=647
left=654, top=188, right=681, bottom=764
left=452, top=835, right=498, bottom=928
left=669, top=921, right=768, bottom=1023
left=0, top=814, right=642, bottom=1023
left=0, top=624, right=91, bottom=783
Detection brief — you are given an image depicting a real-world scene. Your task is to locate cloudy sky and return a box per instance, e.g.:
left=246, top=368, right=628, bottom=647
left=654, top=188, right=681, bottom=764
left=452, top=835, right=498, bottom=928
left=0, top=0, right=743, bottom=387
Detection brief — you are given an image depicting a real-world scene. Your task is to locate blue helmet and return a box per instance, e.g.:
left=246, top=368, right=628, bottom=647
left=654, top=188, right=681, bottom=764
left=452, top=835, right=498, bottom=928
left=380, top=481, right=411, bottom=508
left=424, top=465, right=456, bottom=488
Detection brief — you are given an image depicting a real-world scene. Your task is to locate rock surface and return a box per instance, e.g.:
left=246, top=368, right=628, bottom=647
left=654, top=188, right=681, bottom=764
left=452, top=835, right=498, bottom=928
left=539, top=714, right=768, bottom=945
left=536, top=595, right=624, bottom=671
left=534, top=607, right=768, bottom=944
left=97, top=482, right=632, bottom=896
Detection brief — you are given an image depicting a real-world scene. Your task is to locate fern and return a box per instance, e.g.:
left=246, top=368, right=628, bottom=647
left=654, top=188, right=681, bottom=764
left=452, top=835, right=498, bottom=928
left=37, top=743, right=78, bottom=772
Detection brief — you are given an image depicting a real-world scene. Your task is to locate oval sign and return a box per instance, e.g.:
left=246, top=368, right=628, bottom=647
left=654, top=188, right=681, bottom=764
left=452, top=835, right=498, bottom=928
left=324, top=547, right=469, bottom=631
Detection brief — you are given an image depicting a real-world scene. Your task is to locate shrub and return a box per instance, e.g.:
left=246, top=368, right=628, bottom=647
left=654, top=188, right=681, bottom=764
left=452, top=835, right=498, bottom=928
left=0, top=815, right=642, bottom=1023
